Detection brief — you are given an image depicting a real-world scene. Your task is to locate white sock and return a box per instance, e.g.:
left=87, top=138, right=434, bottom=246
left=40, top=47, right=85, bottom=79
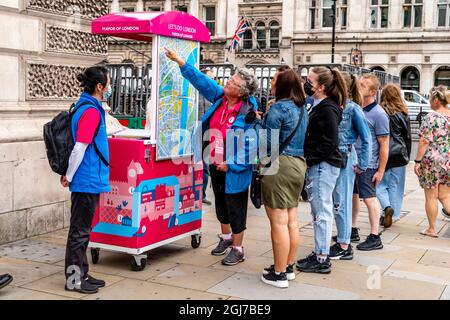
left=233, top=246, right=243, bottom=253
left=221, top=233, right=232, bottom=240
left=317, top=255, right=327, bottom=263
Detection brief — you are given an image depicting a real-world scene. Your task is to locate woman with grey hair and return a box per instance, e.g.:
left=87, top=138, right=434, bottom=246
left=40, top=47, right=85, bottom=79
left=165, top=48, right=259, bottom=266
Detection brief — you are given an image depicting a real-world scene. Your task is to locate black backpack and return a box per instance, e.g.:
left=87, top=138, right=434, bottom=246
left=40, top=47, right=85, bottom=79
left=43, top=101, right=109, bottom=176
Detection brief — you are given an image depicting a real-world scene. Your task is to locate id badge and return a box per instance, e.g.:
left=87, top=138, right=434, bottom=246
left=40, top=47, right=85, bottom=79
left=213, top=137, right=224, bottom=164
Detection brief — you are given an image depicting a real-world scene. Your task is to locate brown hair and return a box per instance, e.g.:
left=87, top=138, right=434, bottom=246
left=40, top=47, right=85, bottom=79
left=311, top=67, right=347, bottom=107
left=341, top=72, right=363, bottom=106
left=360, top=74, right=380, bottom=91
left=274, top=65, right=306, bottom=107
left=430, top=85, right=450, bottom=106
left=380, top=83, right=408, bottom=116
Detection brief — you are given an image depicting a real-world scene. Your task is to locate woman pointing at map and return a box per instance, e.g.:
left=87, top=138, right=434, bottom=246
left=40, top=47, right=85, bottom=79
left=165, top=47, right=259, bottom=266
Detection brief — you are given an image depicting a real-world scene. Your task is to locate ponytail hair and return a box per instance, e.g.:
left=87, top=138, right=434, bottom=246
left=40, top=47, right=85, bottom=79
left=341, top=72, right=363, bottom=106
left=311, top=67, right=348, bottom=107
left=77, top=65, right=109, bottom=95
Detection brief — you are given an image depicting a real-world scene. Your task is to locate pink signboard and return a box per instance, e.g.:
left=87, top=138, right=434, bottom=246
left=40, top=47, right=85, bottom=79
left=92, top=11, right=211, bottom=43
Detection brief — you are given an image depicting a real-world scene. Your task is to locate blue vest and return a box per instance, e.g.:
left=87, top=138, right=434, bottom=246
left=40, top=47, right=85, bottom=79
left=69, top=93, right=111, bottom=194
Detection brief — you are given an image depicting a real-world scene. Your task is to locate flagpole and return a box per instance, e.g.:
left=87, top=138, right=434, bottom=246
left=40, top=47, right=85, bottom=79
left=241, top=10, right=261, bottom=52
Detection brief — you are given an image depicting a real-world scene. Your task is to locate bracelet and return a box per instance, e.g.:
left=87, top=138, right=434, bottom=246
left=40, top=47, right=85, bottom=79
left=414, top=159, right=422, bottom=163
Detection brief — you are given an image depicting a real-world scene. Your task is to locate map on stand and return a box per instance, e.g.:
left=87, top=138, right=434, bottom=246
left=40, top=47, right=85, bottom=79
left=156, top=36, right=199, bottom=160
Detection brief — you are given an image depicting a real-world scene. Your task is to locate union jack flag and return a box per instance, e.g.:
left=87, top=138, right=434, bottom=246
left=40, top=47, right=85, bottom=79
left=228, top=16, right=251, bottom=52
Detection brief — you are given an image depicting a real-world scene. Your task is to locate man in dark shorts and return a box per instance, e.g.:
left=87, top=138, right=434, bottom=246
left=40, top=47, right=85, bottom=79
left=352, top=74, right=389, bottom=251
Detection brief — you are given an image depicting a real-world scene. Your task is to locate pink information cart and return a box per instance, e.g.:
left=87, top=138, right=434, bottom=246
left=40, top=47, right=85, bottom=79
left=89, top=11, right=211, bottom=271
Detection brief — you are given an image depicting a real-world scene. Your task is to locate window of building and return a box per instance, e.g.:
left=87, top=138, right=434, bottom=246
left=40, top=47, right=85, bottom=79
left=122, top=7, right=135, bottom=12
left=370, top=0, right=389, bottom=29
left=438, top=0, right=450, bottom=27
left=203, top=6, right=216, bottom=36
left=341, top=0, right=348, bottom=29
left=269, top=21, right=280, bottom=49
left=175, top=5, right=188, bottom=12
left=242, top=29, right=253, bottom=50
left=310, top=0, right=317, bottom=29
left=435, top=66, right=450, bottom=86
left=403, top=0, right=423, bottom=28
left=147, top=7, right=161, bottom=11
left=322, top=0, right=333, bottom=28
left=400, top=66, right=420, bottom=92
left=256, top=22, right=266, bottom=49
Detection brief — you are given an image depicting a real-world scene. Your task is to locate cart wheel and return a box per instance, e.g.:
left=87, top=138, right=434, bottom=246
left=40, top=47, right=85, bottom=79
left=191, top=234, right=201, bottom=249
left=91, top=248, right=100, bottom=264
left=131, top=256, right=147, bottom=271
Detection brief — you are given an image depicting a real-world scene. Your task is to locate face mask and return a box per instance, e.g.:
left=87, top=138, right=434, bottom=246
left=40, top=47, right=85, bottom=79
left=304, top=81, right=315, bottom=97
left=103, top=85, right=112, bottom=100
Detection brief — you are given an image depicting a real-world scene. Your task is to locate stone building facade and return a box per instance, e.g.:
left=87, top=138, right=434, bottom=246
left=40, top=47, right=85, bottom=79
left=0, top=0, right=108, bottom=244
left=108, top=0, right=450, bottom=94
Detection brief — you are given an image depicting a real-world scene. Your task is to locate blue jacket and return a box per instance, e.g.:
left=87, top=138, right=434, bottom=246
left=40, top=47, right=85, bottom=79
left=255, top=98, right=308, bottom=158
left=338, top=100, right=372, bottom=171
left=180, top=63, right=258, bottom=194
left=70, top=92, right=111, bottom=194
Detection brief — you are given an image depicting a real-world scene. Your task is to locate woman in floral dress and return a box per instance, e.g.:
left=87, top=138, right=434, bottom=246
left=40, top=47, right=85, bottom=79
left=414, top=86, right=450, bottom=237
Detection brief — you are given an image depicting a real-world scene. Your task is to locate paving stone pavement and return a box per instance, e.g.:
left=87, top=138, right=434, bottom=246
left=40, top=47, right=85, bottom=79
left=0, top=164, right=449, bottom=300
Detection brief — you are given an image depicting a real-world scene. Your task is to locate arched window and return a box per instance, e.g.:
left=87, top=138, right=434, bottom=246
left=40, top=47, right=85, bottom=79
left=242, top=29, right=253, bottom=50
left=370, top=66, right=386, bottom=72
left=269, top=21, right=280, bottom=49
left=401, top=66, right=420, bottom=92
left=256, top=22, right=266, bottom=49
left=434, top=66, right=450, bottom=86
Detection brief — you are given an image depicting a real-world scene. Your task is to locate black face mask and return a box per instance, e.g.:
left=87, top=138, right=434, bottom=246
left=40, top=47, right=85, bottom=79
left=304, top=81, right=315, bottom=97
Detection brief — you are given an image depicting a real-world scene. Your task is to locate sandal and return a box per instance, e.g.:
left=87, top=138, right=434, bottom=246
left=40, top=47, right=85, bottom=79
left=420, top=229, right=439, bottom=238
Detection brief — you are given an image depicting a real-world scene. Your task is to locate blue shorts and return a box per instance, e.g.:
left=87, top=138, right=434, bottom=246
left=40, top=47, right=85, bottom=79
left=353, top=168, right=377, bottom=199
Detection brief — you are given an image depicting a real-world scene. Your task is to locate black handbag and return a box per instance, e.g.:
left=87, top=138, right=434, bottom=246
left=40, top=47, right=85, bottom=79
left=250, top=106, right=305, bottom=208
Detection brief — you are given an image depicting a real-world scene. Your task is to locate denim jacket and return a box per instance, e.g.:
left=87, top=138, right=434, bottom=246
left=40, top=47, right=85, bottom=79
left=338, top=100, right=372, bottom=171
left=180, top=63, right=258, bottom=194
left=255, top=98, right=308, bottom=157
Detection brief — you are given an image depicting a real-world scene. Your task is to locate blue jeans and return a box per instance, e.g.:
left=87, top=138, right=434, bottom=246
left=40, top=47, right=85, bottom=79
left=332, top=149, right=358, bottom=244
left=376, top=165, right=406, bottom=220
left=306, top=161, right=341, bottom=255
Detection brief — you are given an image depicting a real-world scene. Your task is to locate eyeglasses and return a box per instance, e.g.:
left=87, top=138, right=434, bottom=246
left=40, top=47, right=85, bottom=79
left=431, top=89, right=444, bottom=99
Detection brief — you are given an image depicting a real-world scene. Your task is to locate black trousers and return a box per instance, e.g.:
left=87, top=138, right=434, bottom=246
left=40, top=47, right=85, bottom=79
left=209, top=165, right=249, bottom=234
left=65, top=192, right=99, bottom=279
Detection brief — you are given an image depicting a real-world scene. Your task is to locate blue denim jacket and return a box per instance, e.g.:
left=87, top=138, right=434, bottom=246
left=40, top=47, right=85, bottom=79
left=338, top=100, right=372, bottom=171
left=180, top=63, right=258, bottom=194
left=255, top=98, right=308, bottom=157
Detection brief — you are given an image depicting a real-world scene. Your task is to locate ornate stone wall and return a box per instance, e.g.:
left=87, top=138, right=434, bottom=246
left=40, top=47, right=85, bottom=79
left=27, top=0, right=108, bottom=19
left=46, top=26, right=107, bottom=56
left=27, top=64, right=84, bottom=100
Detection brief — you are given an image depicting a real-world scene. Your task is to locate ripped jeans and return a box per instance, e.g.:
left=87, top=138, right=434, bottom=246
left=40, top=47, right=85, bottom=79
left=306, top=161, right=341, bottom=255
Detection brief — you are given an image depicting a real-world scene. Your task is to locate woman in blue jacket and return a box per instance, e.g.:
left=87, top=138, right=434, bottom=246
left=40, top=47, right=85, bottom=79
left=60, top=65, right=111, bottom=294
left=165, top=48, right=259, bottom=266
left=329, top=72, right=371, bottom=260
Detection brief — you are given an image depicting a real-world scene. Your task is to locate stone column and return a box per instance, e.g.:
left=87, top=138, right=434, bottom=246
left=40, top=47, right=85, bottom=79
left=0, top=0, right=108, bottom=245
left=189, top=0, right=198, bottom=17
left=111, top=0, right=120, bottom=13
left=225, top=0, right=239, bottom=64
left=216, top=0, right=227, bottom=37
left=281, top=0, right=295, bottom=65
left=136, top=0, right=144, bottom=12
left=164, top=0, right=172, bottom=11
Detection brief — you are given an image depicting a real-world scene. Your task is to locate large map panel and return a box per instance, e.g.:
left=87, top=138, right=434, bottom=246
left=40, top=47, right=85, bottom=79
left=156, top=36, right=199, bottom=160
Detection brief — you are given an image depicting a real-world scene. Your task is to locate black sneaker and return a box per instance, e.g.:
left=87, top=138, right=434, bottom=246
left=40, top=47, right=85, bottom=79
left=202, top=198, right=212, bottom=206
left=211, top=236, right=233, bottom=256
left=332, top=228, right=360, bottom=243
left=0, top=274, right=13, bottom=290
left=221, top=247, right=245, bottom=266
left=297, top=256, right=331, bottom=274
left=356, top=234, right=383, bottom=251
left=85, top=274, right=105, bottom=288
left=383, top=207, right=394, bottom=228
left=261, top=270, right=289, bottom=288
left=329, top=243, right=353, bottom=260
left=296, top=252, right=316, bottom=270
left=263, top=264, right=295, bottom=280
left=65, top=278, right=99, bottom=294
